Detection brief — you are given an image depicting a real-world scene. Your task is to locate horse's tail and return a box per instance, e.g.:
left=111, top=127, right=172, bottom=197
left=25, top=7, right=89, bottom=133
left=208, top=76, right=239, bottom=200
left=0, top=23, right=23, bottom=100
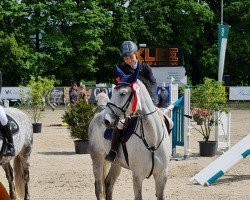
left=13, top=155, right=25, bottom=199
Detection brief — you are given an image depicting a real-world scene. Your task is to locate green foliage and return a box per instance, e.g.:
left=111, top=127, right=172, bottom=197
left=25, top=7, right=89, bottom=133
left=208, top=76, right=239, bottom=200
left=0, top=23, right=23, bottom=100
left=191, top=78, right=228, bottom=141
left=0, top=0, right=249, bottom=86
left=80, top=80, right=96, bottom=86
left=62, top=100, right=98, bottom=141
left=20, top=76, right=56, bottom=123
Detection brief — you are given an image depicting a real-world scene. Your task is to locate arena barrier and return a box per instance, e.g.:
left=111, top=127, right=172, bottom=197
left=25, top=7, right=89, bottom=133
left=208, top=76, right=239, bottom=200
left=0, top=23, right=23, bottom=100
left=189, top=134, right=250, bottom=186
left=165, top=86, right=191, bottom=159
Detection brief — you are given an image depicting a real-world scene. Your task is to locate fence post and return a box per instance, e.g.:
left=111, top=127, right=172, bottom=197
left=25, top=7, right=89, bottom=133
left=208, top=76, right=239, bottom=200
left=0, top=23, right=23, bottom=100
left=184, top=87, right=191, bottom=159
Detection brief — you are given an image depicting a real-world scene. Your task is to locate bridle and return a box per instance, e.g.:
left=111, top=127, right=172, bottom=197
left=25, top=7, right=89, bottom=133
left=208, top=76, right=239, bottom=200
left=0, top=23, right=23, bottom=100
left=106, top=82, right=158, bottom=123
left=106, top=83, right=134, bottom=125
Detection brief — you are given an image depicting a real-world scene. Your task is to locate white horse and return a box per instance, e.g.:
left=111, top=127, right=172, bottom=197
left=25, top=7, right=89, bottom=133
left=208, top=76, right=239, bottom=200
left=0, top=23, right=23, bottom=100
left=0, top=107, right=33, bottom=200
left=88, top=79, right=172, bottom=200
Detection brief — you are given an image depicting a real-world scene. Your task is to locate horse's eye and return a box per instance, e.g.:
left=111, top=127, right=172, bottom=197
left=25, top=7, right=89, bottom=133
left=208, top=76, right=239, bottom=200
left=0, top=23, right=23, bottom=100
left=121, top=91, right=127, bottom=96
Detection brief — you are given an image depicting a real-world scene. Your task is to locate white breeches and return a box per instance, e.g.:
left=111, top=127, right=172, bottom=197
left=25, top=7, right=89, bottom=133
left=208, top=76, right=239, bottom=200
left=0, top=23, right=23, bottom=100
left=0, top=105, right=8, bottom=126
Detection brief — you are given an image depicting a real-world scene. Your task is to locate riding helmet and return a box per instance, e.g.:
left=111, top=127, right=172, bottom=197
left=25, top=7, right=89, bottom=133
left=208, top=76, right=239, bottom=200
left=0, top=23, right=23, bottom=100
left=119, top=41, right=138, bottom=57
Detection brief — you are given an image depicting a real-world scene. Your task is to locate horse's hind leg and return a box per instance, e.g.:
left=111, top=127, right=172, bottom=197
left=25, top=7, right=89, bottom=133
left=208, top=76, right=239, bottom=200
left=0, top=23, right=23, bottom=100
left=154, top=170, right=168, bottom=200
left=14, top=145, right=32, bottom=200
left=105, top=164, right=121, bottom=200
left=2, top=162, right=17, bottom=200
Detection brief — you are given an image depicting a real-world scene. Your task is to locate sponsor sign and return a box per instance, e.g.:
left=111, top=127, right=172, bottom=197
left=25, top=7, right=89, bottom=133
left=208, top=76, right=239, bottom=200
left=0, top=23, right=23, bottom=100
left=229, top=87, right=250, bottom=100
left=152, top=67, right=186, bottom=86
left=137, top=47, right=184, bottom=67
left=218, top=24, right=230, bottom=81
left=1, top=87, right=29, bottom=100
left=50, top=87, right=64, bottom=103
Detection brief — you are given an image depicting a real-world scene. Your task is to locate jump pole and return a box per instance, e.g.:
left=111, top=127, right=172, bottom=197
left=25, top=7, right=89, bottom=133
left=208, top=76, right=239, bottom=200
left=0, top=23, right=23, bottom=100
left=190, top=134, right=250, bottom=186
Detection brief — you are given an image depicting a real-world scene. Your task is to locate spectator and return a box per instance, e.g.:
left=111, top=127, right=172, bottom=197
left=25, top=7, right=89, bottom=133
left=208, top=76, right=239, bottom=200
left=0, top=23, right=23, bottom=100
left=95, top=88, right=110, bottom=111
left=69, top=83, right=78, bottom=104
left=158, top=87, right=169, bottom=111
left=79, top=84, right=88, bottom=104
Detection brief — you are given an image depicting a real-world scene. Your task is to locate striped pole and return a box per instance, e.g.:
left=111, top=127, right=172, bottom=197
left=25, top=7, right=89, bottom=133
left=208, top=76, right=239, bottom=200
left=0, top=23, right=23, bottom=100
left=206, top=149, right=250, bottom=185
left=190, top=134, right=250, bottom=186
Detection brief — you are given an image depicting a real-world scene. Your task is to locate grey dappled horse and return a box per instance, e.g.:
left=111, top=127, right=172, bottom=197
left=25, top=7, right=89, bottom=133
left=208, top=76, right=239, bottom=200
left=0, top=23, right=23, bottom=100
left=0, top=107, right=33, bottom=200
left=88, top=79, right=172, bottom=200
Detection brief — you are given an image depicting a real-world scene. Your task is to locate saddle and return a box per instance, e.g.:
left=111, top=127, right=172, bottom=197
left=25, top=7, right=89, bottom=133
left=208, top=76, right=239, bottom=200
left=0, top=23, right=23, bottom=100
left=155, top=107, right=172, bottom=134
left=0, top=115, right=19, bottom=140
left=104, top=108, right=172, bottom=143
left=104, top=117, right=139, bottom=143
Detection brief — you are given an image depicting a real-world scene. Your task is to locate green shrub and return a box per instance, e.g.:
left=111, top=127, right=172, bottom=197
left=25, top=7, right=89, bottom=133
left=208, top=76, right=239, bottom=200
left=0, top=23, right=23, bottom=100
left=19, top=75, right=55, bottom=123
left=191, top=78, right=228, bottom=142
left=62, top=100, right=98, bottom=141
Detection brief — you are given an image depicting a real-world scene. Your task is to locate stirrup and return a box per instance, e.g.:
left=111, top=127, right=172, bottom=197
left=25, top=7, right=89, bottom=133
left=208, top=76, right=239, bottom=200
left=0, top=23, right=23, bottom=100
left=105, top=150, right=117, bottom=162
left=3, top=144, right=15, bottom=156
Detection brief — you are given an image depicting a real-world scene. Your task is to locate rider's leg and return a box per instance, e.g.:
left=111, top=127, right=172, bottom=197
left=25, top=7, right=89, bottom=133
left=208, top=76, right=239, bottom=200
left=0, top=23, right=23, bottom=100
left=0, top=106, right=15, bottom=156
left=105, top=119, right=125, bottom=162
left=2, top=122, right=15, bottom=156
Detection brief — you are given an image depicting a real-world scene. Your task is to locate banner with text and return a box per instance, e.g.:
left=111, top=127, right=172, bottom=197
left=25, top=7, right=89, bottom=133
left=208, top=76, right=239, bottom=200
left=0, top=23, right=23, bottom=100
left=229, top=87, right=250, bottom=100
left=218, top=23, right=230, bottom=81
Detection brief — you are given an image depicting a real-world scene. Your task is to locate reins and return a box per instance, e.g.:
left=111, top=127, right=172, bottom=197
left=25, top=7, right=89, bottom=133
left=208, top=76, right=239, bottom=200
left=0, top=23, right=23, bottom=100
left=122, top=109, right=165, bottom=178
left=107, top=82, right=165, bottom=178
left=132, top=114, right=165, bottom=178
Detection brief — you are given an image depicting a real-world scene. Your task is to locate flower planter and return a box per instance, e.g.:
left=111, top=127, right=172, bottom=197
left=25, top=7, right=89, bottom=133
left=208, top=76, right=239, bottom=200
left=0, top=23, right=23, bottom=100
left=74, top=140, right=90, bottom=154
left=199, top=141, right=217, bottom=157
left=32, top=123, right=42, bottom=133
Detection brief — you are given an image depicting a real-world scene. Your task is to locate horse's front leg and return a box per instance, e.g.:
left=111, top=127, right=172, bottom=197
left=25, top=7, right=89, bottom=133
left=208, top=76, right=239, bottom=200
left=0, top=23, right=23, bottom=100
left=2, top=162, right=16, bottom=200
left=154, top=170, right=168, bottom=200
left=132, top=172, right=143, bottom=200
left=105, top=164, right=121, bottom=200
left=90, top=152, right=107, bottom=200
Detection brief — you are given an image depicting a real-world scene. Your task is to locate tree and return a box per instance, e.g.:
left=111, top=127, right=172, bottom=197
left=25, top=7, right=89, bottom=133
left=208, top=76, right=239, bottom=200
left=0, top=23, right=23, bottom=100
left=0, top=1, right=33, bottom=85
left=223, top=0, right=250, bottom=85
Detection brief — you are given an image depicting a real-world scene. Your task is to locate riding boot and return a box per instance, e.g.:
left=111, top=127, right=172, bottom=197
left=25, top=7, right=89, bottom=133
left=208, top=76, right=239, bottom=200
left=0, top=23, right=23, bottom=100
left=2, top=122, right=15, bottom=156
left=105, top=128, right=123, bottom=162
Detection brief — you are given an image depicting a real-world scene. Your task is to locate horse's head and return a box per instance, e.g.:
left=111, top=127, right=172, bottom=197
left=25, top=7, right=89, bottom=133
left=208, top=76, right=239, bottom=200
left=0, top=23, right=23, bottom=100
left=103, top=66, right=146, bottom=128
left=103, top=81, right=143, bottom=128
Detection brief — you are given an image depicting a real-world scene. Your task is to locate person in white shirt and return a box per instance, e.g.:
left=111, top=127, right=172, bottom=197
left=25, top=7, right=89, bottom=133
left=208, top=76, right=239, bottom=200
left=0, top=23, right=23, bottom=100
left=95, top=88, right=110, bottom=111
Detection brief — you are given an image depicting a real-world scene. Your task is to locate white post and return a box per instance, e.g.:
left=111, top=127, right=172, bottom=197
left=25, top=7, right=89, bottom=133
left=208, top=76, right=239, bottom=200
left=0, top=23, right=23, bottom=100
left=168, top=83, right=178, bottom=118
left=215, top=111, right=231, bottom=153
left=184, top=87, right=191, bottom=159
left=169, top=83, right=178, bottom=104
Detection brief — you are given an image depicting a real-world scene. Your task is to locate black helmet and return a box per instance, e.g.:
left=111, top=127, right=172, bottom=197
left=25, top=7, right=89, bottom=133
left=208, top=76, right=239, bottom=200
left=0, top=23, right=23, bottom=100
left=119, top=41, right=138, bottom=57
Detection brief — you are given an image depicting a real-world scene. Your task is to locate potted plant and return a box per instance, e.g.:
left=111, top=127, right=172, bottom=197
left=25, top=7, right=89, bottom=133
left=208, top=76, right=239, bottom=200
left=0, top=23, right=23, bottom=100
left=62, top=99, right=97, bottom=154
left=191, top=78, right=228, bottom=156
left=20, top=76, right=55, bottom=133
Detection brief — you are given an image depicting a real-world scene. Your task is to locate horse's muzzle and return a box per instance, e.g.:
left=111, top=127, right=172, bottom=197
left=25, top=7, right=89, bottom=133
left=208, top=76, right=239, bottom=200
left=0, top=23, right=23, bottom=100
left=103, top=119, right=111, bottom=127
left=103, top=114, right=116, bottom=128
